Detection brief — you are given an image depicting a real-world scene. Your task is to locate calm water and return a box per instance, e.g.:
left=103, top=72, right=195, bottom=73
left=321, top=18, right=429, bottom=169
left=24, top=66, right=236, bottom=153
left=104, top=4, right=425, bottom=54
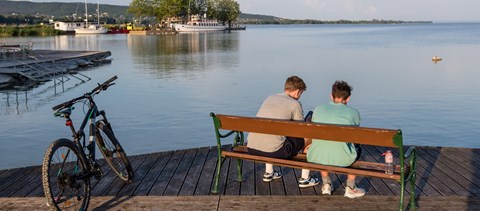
left=1, top=23, right=480, bottom=169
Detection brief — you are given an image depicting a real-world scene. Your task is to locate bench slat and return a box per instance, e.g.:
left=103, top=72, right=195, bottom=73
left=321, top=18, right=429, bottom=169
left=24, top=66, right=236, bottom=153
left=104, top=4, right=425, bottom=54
left=230, top=146, right=407, bottom=175
left=216, top=114, right=400, bottom=148
left=222, top=150, right=402, bottom=180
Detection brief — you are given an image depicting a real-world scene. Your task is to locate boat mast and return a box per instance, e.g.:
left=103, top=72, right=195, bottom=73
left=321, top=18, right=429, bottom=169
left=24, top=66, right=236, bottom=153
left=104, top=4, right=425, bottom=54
left=97, top=0, right=100, bottom=25
left=84, top=0, right=88, bottom=26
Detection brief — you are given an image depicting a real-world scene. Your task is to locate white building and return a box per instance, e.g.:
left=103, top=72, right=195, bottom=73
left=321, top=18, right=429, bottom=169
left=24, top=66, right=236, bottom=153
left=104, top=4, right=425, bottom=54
left=53, top=21, right=85, bottom=32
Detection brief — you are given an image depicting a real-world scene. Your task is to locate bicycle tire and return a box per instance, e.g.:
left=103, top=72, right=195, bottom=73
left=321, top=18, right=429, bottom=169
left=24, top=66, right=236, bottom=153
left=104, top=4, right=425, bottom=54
left=42, top=138, right=90, bottom=211
left=96, top=120, right=134, bottom=182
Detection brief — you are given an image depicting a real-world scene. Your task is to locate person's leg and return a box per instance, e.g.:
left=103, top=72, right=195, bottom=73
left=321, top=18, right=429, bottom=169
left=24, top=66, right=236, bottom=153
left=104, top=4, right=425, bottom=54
left=265, top=163, right=274, bottom=174
left=301, top=169, right=310, bottom=179
left=321, top=171, right=332, bottom=195
left=247, top=148, right=283, bottom=182
left=346, top=175, right=356, bottom=189
left=284, top=136, right=305, bottom=158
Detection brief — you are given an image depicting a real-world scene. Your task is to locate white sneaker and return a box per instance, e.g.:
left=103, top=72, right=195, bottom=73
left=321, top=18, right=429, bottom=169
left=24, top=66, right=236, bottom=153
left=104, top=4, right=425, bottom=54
left=344, top=186, right=365, bottom=198
left=321, top=183, right=332, bottom=195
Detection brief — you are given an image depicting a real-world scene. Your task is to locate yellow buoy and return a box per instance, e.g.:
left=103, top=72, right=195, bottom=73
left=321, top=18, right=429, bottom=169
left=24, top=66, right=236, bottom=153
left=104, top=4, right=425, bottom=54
left=432, top=56, right=442, bottom=63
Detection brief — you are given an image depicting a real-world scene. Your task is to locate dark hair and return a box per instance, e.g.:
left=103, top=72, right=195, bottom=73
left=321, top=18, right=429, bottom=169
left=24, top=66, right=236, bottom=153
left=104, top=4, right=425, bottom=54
left=332, top=80, right=352, bottom=100
left=284, top=76, right=307, bottom=91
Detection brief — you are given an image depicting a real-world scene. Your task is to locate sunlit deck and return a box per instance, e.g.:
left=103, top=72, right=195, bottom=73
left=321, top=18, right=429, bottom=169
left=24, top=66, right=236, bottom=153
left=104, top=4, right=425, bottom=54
left=0, top=145, right=479, bottom=210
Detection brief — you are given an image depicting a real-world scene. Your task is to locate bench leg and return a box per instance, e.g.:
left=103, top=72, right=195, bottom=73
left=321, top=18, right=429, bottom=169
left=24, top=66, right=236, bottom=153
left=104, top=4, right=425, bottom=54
left=409, top=172, right=417, bottom=209
left=211, top=152, right=223, bottom=194
left=400, top=179, right=405, bottom=211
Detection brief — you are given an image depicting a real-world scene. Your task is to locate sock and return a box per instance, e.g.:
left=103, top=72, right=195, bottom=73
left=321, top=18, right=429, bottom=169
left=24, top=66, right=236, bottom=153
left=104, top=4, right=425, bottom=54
left=322, top=176, right=331, bottom=185
left=347, top=179, right=356, bottom=189
left=265, top=163, right=273, bottom=174
left=301, top=169, right=310, bottom=179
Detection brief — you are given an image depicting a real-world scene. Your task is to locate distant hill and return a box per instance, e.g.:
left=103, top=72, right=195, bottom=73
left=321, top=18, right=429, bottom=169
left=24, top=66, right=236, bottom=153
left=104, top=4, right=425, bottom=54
left=0, top=0, right=428, bottom=25
left=0, top=0, right=278, bottom=22
left=0, top=0, right=132, bottom=19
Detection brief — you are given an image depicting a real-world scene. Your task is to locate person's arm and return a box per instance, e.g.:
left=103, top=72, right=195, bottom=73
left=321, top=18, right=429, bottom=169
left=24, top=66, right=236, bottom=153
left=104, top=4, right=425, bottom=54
left=292, top=102, right=304, bottom=121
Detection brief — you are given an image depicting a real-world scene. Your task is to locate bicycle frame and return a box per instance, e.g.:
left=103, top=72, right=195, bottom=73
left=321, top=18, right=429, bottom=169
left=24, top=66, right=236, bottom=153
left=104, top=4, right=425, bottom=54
left=60, top=94, right=110, bottom=175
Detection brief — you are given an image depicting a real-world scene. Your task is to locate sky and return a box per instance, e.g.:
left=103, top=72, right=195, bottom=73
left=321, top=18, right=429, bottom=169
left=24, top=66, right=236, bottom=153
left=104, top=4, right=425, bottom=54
left=15, top=0, right=480, bottom=22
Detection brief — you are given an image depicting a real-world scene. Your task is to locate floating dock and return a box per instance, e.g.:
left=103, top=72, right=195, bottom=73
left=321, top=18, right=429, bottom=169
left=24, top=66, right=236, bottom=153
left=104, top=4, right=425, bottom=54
left=0, top=49, right=111, bottom=89
left=0, top=145, right=479, bottom=210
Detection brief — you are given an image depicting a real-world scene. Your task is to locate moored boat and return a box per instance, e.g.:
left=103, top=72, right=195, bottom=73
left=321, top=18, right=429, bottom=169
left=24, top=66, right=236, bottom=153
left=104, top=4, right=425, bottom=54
left=75, top=0, right=107, bottom=35
left=75, top=25, right=108, bottom=34
left=173, top=16, right=227, bottom=32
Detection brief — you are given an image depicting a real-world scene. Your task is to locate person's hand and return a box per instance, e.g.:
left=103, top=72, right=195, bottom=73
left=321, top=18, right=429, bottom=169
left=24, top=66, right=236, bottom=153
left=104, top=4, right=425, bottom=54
left=303, top=144, right=311, bottom=153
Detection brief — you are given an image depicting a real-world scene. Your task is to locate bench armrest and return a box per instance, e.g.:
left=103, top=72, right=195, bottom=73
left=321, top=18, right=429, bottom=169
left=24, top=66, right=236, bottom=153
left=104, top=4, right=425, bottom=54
left=211, top=112, right=245, bottom=148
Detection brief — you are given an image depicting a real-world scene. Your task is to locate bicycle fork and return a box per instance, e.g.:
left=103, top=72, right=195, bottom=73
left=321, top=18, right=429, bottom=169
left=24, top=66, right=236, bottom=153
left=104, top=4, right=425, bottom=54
left=88, top=117, right=103, bottom=180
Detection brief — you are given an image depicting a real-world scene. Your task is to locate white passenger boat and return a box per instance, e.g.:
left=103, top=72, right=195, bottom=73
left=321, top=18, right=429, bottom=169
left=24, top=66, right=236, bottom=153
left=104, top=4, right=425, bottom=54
left=172, top=19, right=227, bottom=32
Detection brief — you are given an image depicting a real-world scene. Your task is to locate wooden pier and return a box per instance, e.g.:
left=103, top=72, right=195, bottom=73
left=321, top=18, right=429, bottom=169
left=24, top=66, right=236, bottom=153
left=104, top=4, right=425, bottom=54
left=0, top=145, right=479, bottom=210
left=0, top=49, right=111, bottom=87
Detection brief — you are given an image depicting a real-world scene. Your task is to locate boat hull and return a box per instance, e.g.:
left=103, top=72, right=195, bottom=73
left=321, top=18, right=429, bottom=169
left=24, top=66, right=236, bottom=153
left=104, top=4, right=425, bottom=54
left=172, top=23, right=227, bottom=32
left=75, top=27, right=108, bottom=34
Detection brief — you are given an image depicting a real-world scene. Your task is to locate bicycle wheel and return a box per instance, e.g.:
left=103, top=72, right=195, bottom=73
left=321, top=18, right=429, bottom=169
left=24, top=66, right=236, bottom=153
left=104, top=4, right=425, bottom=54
left=96, top=120, right=134, bottom=182
left=42, top=138, right=90, bottom=211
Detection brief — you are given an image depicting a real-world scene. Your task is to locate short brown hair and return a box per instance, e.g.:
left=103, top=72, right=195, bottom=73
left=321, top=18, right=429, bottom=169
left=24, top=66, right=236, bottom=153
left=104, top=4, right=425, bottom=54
left=331, top=80, right=352, bottom=100
left=284, top=76, right=307, bottom=91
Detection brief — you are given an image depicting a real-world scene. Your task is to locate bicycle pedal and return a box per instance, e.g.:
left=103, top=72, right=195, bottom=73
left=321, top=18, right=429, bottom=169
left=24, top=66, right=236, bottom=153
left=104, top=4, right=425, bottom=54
left=93, top=167, right=104, bottom=180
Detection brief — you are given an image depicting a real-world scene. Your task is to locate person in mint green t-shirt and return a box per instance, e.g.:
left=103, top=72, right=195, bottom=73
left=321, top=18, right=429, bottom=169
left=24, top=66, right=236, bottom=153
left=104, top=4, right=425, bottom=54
left=302, top=80, right=366, bottom=198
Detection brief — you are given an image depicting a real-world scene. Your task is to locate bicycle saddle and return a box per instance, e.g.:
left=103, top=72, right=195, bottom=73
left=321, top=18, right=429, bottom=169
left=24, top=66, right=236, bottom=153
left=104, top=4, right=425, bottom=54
left=54, top=107, right=74, bottom=118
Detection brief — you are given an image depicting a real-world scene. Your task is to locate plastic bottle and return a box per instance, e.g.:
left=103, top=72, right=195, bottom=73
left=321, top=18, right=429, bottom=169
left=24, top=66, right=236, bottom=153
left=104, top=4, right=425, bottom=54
left=384, top=150, right=394, bottom=174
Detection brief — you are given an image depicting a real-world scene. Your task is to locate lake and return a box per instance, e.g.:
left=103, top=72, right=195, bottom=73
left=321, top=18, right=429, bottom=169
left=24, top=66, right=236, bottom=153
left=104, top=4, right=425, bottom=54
left=1, top=23, right=480, bottom=170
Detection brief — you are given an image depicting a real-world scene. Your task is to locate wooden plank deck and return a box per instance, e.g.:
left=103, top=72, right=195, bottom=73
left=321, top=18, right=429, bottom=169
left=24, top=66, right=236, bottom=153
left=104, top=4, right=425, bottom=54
left=0, top=145, right=479, bottom=210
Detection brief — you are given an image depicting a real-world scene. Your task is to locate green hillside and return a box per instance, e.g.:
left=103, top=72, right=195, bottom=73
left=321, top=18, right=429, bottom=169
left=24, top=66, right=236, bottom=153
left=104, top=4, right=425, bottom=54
left=0, top=0, right=132, bottom=19
left=0, top=0, right=277, bottom=21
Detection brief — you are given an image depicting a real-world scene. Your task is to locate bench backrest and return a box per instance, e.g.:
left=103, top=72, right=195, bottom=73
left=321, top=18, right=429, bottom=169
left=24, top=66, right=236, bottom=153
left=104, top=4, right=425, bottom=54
left=212, top=113, right=403, bottom=148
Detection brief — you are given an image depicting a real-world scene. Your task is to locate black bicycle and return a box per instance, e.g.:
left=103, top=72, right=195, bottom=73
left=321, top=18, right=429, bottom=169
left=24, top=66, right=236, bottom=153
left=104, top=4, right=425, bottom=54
left=42, top=75, right=134, bottom=210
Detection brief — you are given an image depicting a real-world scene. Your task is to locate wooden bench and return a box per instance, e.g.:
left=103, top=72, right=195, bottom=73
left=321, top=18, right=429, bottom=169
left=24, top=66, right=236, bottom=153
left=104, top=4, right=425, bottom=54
left=210, top=113, right=417, bottom=210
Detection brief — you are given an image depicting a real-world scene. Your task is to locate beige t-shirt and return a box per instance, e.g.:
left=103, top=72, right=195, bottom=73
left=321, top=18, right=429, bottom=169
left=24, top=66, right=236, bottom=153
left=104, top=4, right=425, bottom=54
left=247, top=93, right=304, bottom=152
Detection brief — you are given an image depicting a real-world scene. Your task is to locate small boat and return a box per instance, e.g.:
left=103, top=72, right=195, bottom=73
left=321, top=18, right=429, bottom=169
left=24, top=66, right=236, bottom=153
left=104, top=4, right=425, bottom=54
left=172, top=15, right=227, bottom=32
left=74, top=0, right=107, bottom=34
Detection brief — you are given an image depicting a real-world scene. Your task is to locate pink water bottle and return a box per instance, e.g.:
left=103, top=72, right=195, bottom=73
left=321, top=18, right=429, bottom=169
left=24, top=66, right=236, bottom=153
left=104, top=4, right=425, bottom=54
left=384, top=150, right=394, bottom=174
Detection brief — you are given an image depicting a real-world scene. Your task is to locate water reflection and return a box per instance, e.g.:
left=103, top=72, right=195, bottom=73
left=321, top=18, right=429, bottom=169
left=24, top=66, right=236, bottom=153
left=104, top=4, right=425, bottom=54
left=127, top=32, right=240, bottom=77
left=2, top=91, right=28, bottom=115
left=51, top=35, right=104, bottom=51
left=0, top=74, right=91, bottom=115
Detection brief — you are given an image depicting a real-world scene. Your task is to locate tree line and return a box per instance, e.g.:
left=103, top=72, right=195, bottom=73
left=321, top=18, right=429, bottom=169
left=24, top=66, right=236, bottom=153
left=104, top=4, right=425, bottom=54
left=128, top=0, right=240, bottom=27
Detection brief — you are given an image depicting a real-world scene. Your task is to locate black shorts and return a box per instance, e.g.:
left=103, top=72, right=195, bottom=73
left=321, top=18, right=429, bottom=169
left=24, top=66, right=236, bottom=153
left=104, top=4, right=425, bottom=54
left=354, top=144, right=362, bottom=161
left=248, top=137, right=305, bottom=159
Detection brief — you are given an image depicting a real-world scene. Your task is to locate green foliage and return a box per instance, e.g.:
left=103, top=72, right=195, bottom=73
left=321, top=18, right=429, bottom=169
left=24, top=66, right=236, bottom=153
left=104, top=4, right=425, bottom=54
left=0, top=25, right=63, bottom=37
left=128, top=0, right=183, bottom=23
left=214, top=0, right=240, bottom=25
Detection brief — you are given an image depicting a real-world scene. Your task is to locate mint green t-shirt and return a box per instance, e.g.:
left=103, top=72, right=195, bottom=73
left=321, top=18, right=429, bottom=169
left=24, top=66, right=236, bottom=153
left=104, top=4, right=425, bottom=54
left=306, top=101, right=360, bottom=167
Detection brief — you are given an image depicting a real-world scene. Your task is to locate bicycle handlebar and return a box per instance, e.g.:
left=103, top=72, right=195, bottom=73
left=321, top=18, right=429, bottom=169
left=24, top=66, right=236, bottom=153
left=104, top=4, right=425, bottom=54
left=52, top=75, right=118, bottom=111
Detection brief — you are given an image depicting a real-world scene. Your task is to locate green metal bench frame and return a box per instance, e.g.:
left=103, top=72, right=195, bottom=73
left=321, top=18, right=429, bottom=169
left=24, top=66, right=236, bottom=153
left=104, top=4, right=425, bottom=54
left=210, top=112, right=417, bottom=210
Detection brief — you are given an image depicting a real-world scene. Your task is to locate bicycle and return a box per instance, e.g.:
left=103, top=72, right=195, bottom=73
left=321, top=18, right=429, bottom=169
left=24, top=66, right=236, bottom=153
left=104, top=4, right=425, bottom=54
left=42, top=75, right=134, bottom=210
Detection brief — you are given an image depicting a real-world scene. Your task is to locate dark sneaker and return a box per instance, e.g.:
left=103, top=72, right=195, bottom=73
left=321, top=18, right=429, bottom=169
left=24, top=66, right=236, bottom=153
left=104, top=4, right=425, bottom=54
left=344, top=186, right=365, bottom=198
left=298, top=176, right=320, bottom=188
left=263, top=171, right=282, bottom=182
